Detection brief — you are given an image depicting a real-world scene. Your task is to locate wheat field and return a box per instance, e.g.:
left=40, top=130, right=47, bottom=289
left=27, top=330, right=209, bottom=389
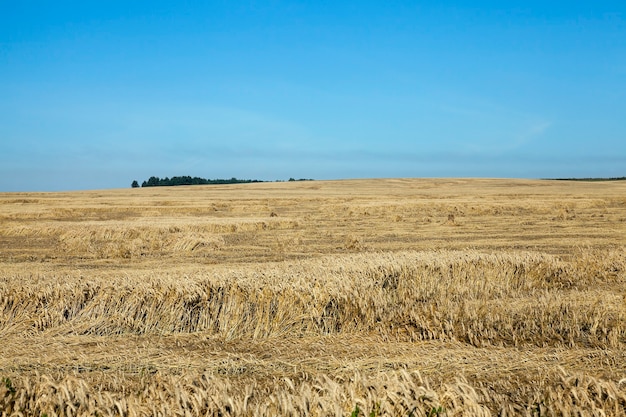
left=1, top=178, right=625, bottom=416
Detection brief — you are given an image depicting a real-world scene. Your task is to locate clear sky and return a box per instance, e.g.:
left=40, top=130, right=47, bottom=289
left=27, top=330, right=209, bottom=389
left=1, top=1, right=625, bottom=191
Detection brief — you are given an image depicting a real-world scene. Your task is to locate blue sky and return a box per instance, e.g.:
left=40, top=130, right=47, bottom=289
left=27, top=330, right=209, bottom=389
left=1, top=1, right=625, bottom=191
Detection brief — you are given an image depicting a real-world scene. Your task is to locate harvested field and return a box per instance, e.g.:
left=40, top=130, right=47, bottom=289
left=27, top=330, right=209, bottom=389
left=1, top=178, right=625, bottom=416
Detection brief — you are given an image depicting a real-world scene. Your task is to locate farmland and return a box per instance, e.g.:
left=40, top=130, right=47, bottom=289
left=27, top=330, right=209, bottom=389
left=1, top=178, right=625, bottom=416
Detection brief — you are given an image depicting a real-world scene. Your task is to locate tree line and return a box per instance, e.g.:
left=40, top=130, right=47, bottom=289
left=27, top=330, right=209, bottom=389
left=132, top=176, right=314, bottom=188
left=549, top=177, right=626, bottom=181
left=132, top=176, right=264, bottom=188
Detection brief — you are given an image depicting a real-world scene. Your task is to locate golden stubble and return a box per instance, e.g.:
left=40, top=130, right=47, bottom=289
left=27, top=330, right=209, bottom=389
left=1, top=178, right=625, bottom=416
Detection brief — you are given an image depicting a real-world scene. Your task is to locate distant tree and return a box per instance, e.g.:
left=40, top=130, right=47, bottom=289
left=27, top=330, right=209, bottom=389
left=146, top=176, right=161, bottom=187
left=131, top=180, right=139, bottom=188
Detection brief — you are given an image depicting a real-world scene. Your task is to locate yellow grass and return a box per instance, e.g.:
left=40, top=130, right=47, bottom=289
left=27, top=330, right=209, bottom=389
left=1, top=178, right=625, bottom=416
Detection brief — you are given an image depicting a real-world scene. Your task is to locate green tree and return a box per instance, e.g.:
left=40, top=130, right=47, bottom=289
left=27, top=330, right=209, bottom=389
left=131, top=180, right=139, bottom=188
